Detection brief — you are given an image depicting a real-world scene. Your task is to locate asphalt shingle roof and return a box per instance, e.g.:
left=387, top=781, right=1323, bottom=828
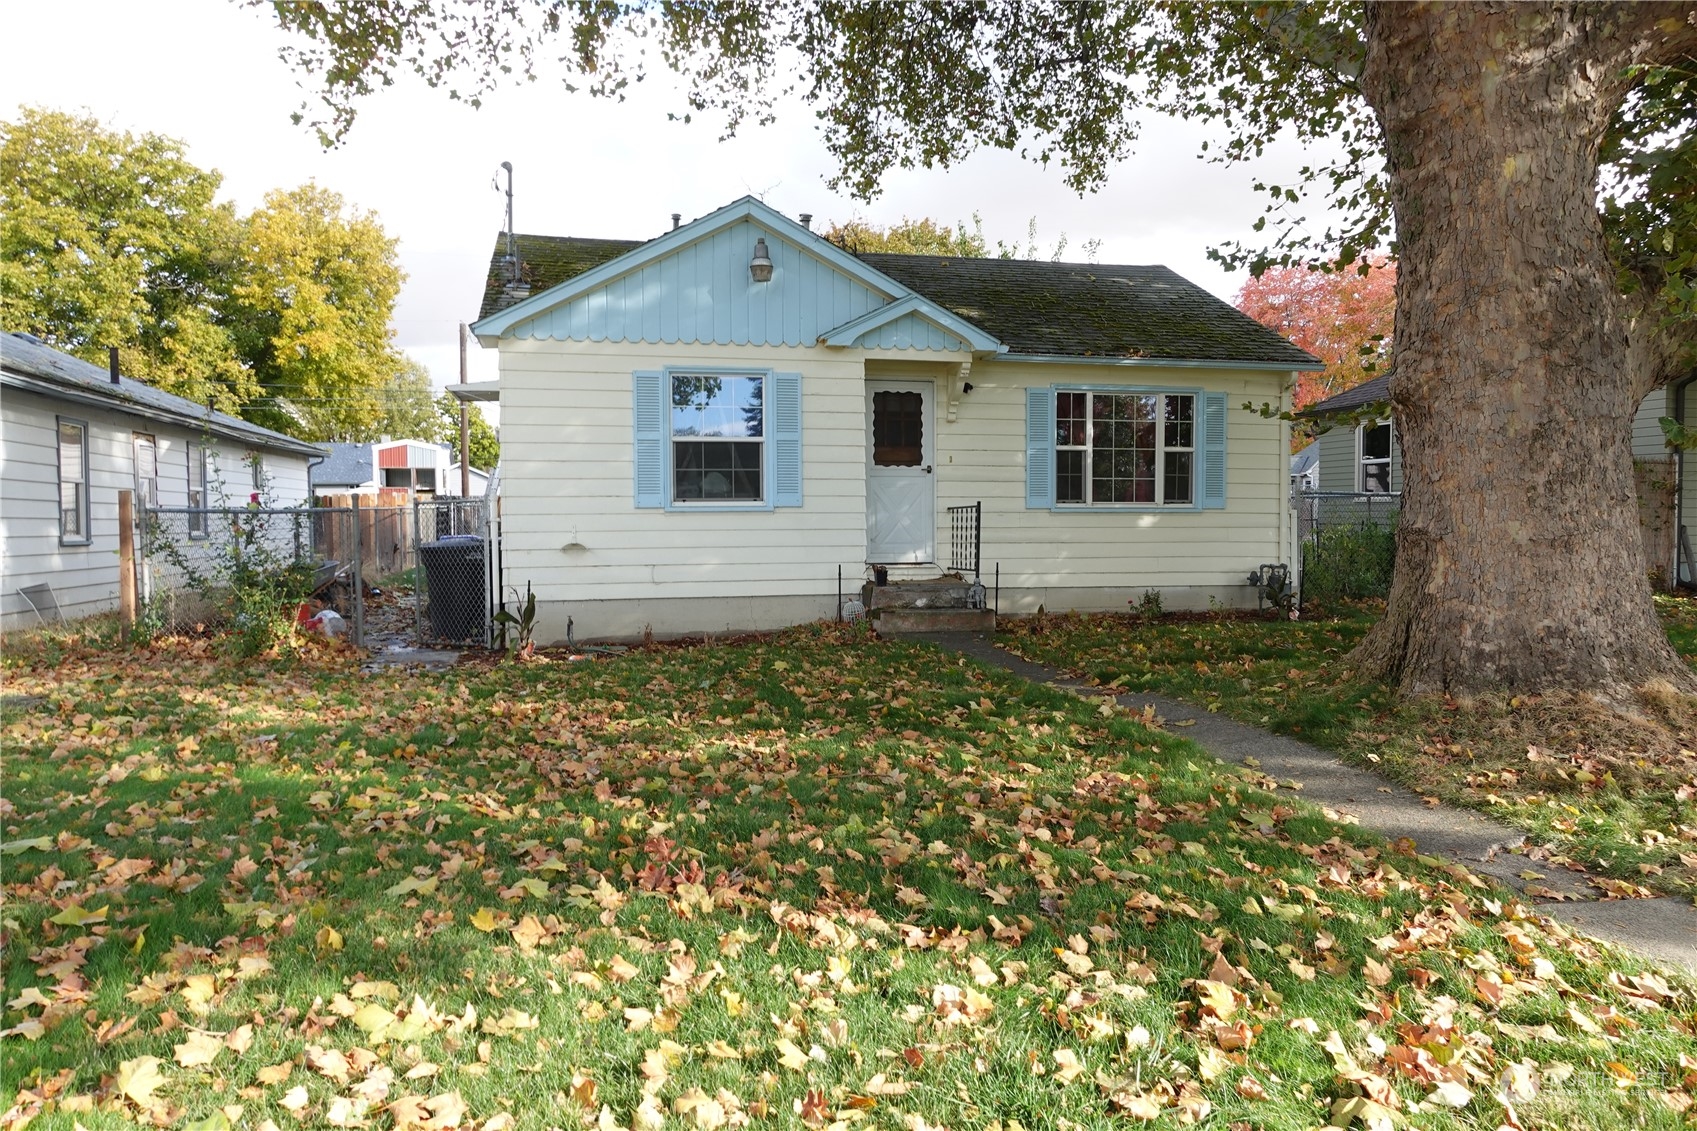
left=310, top=442, right=376, bottom=488
left=1301, top=372, right=1392, bottom=418
left=0, top=333, right=323, bottom=458
left=855, top=253, right=1320, bottom=366
left=476, top=233, right=1322, bottom=368
left=477, top=234, right=643, bottom=321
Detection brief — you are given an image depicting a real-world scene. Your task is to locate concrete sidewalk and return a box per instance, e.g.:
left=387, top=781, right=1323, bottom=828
left=929, top=632, right=1697, bottom=972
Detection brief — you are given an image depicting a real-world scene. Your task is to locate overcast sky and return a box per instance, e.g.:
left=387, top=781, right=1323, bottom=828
left=3, top=1, right=1345, bottom=397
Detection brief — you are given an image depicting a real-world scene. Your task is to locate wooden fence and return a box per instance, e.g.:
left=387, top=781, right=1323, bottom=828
left=316, top=490, right=417, bottom=581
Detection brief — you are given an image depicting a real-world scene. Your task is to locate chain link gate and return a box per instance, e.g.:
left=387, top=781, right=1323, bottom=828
left=412, top=496, right=498, bottom=647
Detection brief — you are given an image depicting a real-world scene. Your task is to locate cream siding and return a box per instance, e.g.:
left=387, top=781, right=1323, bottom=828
left=498, top=340, right=869, bottom=621
left=930, top=360, right=1288, bottom=607
left=497, top=338, right=1294, bottom=640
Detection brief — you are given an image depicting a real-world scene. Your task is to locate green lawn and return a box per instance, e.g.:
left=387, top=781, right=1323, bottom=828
left=999, top=601, right=1697, bottom=904
left=2, top=623, right=1695, bottom=1129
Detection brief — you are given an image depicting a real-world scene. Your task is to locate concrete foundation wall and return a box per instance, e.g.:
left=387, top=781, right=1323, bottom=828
left=543, top=582, right=1266, bottom=644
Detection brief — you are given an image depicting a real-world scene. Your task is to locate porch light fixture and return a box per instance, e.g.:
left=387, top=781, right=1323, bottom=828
left=749, top=237, right=774, bottom=282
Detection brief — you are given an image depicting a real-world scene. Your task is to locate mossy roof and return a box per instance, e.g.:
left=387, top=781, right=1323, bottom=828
left=478, top=233, right=1321, bottom=367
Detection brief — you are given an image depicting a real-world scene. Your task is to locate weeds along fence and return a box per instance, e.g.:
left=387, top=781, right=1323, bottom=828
left=140, top=504, right=362, bottom=645
left=1295, top=491, right=1400, bottom=603
left=141, top=490, right=500, bottom=649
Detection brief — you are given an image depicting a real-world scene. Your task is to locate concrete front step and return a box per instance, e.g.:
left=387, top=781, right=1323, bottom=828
left=866, top=576, right=979, bottom=610
left=873, top=608, right=996, bottom=636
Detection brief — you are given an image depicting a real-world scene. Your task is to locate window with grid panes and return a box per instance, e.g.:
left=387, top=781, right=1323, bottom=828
left=1054, top=391, right=1195, bottom=506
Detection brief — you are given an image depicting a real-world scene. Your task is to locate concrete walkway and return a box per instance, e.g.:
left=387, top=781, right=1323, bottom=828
left=929, top=632, right=1697, bottom=972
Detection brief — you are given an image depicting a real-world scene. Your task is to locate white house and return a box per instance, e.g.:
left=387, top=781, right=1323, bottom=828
left=310, top=439, right=473, bottom=497
left=470, top=197, right=1321, bottom=643
left=1304, top=371, right=1697, bottom=588
left=1, top=333, right=323, bottom=629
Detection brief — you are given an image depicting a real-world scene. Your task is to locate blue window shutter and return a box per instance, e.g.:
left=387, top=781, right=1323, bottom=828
left=632, top=370, right=665, bottom=508
left=1201, top=391, right=1228, bottom=509
left=1025, top=386, right=1054, bottom=509
left=772, top=372, right=803, bottom=507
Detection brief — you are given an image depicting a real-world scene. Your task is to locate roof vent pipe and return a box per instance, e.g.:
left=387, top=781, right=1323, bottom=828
left=671, top=213, right=681, bottom=231
left=108, top=346, right=120, bottom=385
left=800, top=213, right=812, bottom=231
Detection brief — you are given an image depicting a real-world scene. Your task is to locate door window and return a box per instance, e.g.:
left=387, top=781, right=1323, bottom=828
left=872, top=390, right=924, bottom=466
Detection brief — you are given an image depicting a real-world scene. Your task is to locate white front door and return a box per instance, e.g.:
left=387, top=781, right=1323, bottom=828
left=866, top=380, right=935, bottom=564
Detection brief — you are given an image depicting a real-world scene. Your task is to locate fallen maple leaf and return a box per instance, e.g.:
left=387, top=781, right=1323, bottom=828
left=47, top=904, right=107, bottom=927
left=775, top=1038, right=810, bottom=1072
left=174, top=1029, right=225, bottom=1068
left=305, top=1045, right=352, bottom=1085
left=255, top=1062, right=293, bottom=1086
left=115, top=1055, right=167, bottom=1106
left=1052, top=1049, right=1085, bottom=1085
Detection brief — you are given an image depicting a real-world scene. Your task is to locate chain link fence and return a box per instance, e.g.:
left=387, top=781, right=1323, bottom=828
left=1295, top=490, right=1400, bottom=603
left=140, top=492, right=500, bottom=649
left=140, top=505, right=360, bottom=641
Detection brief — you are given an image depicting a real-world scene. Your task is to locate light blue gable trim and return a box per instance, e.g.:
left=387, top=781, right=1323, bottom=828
left=473, top=196, right=933, bottom=345
left=819, top=293, right=1001, bottom=353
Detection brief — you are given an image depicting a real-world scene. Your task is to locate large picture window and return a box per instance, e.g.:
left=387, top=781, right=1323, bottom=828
left=671, top=373, right=763, bottom=503
left=57, top=417, right=89, bottom=545
left=1054, top=391, right=1195, bottom=506
left=1359, top=421, right=1393, bottom=493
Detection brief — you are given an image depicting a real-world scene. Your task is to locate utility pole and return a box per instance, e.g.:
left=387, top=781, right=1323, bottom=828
left=459, top=322, right=471, bottom=497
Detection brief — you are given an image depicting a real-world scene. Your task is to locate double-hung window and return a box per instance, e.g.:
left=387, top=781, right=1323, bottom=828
left=1055, top=390, right=1196, bottom=506
left=133, top=433, right=158, bottom=509
left=634, top=369, right=801, bottom=510
left=671, top=373, right=764, bottom=503
left=1359, top=421, right=1392, bottom=493
left=57, top=418, right=89, bottom=545
left=188, top=444, right=209, bottom=537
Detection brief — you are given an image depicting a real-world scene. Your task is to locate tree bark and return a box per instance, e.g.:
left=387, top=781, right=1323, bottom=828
left=1353, top=2, right=1697, bottom=696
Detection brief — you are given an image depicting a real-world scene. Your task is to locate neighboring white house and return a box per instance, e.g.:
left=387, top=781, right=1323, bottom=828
left=448, top=462, right=491, bottom=498
left=470, top=196, right=1322, bottom=643
left=1303, top=370, right=1697, bottom=586
left=1, top=333, right=323, bottom=629
left=311, top=439, right=484, bottom=498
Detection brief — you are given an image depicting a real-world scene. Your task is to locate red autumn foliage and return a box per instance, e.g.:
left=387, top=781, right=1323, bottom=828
left=1235, top=258, right=1397, bottom=419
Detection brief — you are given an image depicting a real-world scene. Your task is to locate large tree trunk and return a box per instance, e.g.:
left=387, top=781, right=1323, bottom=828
left=1351, top=2, right=1697, bottom=696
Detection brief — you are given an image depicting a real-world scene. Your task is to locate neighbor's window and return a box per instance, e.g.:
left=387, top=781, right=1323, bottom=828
left=133, top=433, right=158, bottom=509
left=1055, top=391, right=1195, bottom=506
left=671, top=373, right=763, bottom=503
left=57, top=417, right=89, bottom=545
left=1360, top=421, right=1393, bottom=493
left=188, top=444, right=209, bottom=537
left=248, top=452, right=264, bottom=493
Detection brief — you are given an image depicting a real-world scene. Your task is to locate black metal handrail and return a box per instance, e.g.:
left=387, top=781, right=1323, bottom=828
left=947, top=502, right=981, bottom=580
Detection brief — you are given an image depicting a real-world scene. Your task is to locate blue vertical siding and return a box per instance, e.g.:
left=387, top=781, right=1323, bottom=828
left=508, top=221, right=897, bottom=347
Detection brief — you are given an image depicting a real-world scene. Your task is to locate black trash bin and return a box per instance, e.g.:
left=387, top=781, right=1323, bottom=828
left=418, top=534, right=486, bottom=641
